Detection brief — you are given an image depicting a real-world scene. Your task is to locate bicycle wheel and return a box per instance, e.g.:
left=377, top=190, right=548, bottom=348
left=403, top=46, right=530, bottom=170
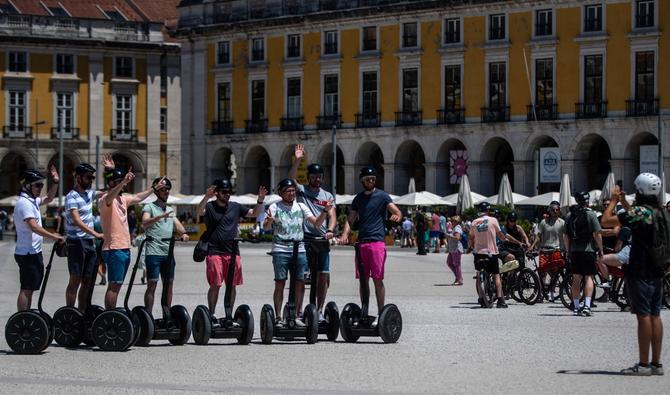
left=559, top=272, right=575, bottom=310
left=477, top=271, right=492, bottom=308
left=613, top=278, right=629, bottom=311
left=592, top=273, right=607, bottom=302
left=663, top=272, right=670, bottom=309
left=517, top=268, right=541, bottom=305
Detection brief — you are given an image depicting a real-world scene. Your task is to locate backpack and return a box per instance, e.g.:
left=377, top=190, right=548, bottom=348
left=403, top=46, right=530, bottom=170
left=566, top=207, right=592, bottom=241
left=647, top=206, right=670, bottom=270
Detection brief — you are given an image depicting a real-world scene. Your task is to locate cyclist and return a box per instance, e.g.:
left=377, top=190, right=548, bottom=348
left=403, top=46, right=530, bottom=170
left=288, top=144, right=337, bottom=322
left=501, top=211, right=529, bottom=266
left=598, top=198, right=620, bottom=290
left=531, top=201, right=566, bottom=302
left=564, top=191, right=603, bottom=317
left=468, top=202, right=509, bottom=308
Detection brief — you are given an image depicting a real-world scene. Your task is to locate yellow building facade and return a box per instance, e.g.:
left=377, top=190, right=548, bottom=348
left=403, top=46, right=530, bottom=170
left=177, top=0, right=669, bottom=196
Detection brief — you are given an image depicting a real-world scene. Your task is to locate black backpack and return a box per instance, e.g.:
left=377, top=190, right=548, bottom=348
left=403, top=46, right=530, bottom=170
left=566, top=207, right=592, bottom=241
left=646, top=206, right=670, bottom=270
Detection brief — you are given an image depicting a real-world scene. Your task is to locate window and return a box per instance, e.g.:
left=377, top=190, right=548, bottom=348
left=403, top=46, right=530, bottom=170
left=8, top=52, right=27, bottom=72
left=251, top=38, right=264, bottom=62
left=251, top=80, right=265, bottom=119
left=56, top=54, right=74, bottom=74
left=402, top=22, right=418, bottom=48
left=444, top=18, right=460, bottom=44
left=55, top=92, right=73, bottom=131
left=362, top=71, right=378, bottom=115
left=635, top=51, right=655, bottom=101
left=488, top=62, right=506, bottom=108
left=324, top=31, right=338, bottom=55
left=444, top=65, right=461, bottom=110
left=217, top=82, right=231, bottom=121
left=362, top=27, right=377, bottom=51
left=217, top=41, right=230, bottom=64
left=535, top=10, right=552, bottom=36
left=0, top=3, right=19, bottom=14
left=105, top=10, right=126, bottom=22
left=160, top=107, right=167, bottom=132
left=286, top=78, right=301, bottom=117
left=584, top=4, right=603, bottom=32
left=287, top=34, right=301, bottom=58
left=636, top=0, right=654, bottom=28
left=115, top=95, right=133, bottom=133
left=323, top=74, right=338, bottom=116
left=489, top=14, right=505, bottom=40
left=584, top=55, right=603, bottom=104
left=48, top=6, right=69, bottom=17
left=402, top=69, right=419, bottom=112
left=535, top=59, right=553, bottom=105
left=115, top=57, right=133, bottom=78
left=8, top=91, right=26, bottom=129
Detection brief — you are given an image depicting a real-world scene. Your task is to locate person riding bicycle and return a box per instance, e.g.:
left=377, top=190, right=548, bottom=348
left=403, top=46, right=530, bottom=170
left=468, top=202, right=509, bottom=308
left=501, top=211, right=529, bottom=266
left=531, top=201, right=566, bottom=301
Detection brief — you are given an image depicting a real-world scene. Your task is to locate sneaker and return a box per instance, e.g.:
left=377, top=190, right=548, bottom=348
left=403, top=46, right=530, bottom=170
left=582, top=306, right=592, bottom=317
left=294, top=318, right=306, bottom=328
left=318, top=312, right=325, bottom=323
left=274, top=318, right=284, bottom=328
left=651, top=363, right=664, bottom=376
left=496, top=298, right=508, bottom=308
left=573, top=308, right=582, bottom=317
left=621, top=363, right=652, bottom=376
left=371, top=317, right=378, bottom=328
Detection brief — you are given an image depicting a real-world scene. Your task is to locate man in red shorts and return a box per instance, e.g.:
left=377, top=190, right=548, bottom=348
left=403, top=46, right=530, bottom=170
left=532, top=201, right=566, bottom=302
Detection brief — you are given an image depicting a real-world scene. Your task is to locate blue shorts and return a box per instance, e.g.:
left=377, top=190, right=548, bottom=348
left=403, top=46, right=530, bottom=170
left=626, top=277, right=663, bottom=316
left=305, top=239, right=330, bottom=273
left=272, top=252, right=307, bottom=282
left=145, top=255, right=176, bottom=282
left=102, top=249, right=131, bottom=284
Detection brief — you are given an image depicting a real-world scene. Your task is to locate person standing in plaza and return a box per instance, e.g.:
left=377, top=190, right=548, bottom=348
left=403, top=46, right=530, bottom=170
left=197, top=179, right=267, bottom=317
left=288, top=144, right=337, bottom=321
left=14, top=167, right=65, bottom=311
left=446, top=215, right=464, bottom=285
left=531, top=201, right=566, bottom=302
left=430, top=211, right=441, bottom=253
left=339, top=167, right=402, bottom=326
left=415, top=207, right=427, bottom=255
left=401, top=216, right=414, bottom=248
left=602, top=176, right=665, bottom=376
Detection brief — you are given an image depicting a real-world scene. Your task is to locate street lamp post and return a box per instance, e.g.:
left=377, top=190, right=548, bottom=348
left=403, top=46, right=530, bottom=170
left=331, top=123, right=337, bottom=198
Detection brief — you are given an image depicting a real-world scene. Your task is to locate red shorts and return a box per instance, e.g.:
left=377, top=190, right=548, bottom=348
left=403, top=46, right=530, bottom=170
left=355, top=241, right=386, bottom=280
left=206, top=254, right=243, bottom=287
left=538, top=250, right=565, bottom=273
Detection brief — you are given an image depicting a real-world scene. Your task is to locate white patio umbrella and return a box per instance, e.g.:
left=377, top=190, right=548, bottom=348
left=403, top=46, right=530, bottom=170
left=456, top=174, right=474, bottom=215
left=140, top=193, right=187, bottom=205
left=588, top=189, right=602, bottom=206
left=393, top=191, right=446, bottom=206
left=336, top=194, right=355, bottom=205
left=495, top=173, right=515, bottom=208
left=484, top=193, right=529, bottom=205
left=516, top=192, right=576, bottom=206
left=173, top=195, right=208, bottom=205
left=0, top=195, right=20, bottom=206
left=442, top=191, right=487, bottom=206
left=559, top=173, right=573, bottom=214
left=600, top=173, right=616, bottom=203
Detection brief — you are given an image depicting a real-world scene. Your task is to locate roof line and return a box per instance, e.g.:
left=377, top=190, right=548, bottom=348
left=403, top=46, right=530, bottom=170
left=124, top=0, right=149, bottom=22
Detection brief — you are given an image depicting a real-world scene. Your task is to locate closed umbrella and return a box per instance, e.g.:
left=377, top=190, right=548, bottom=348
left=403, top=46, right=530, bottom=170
left=496, top=173, right=515, bottom=208
left=559, top=173, right=572, bottom=214
left=408, top=177, right=416, bottom=194
left=600, top=173, right=616, bottom=203
left=456, top=174, right=474, bottom=215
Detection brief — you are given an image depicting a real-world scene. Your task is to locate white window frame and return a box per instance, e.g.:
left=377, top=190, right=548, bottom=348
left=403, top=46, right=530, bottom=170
left=53, top=91, right=76, bottom=136
left=216, top=40, right=231, bottom=65
left=249, top=37, right=266, bottom=63
left=360, top=26, right=379, bottom=52
left=248, top=78, right=267, bottom=120
left=113, top=94, right=135, bottom=137
left=632, top=0, right=658, bottom=30
left=486, top=13, right=508, bottom=42
left=400, top=21, right=420, bottom=49
left=484, top=58, right=509, bottom=108
left=359, top=67, right=380, bottom=114
left=321, top=72, right=340, bottom=116
left=114, top=56, right=134, bottom=79
left=581, top=3, right=606, bottom=33
left=285, top=33, right=302, bottom=59
left=530, top=56, right=556, bottom=105
left=441, top=60, right=464, bottom=110
left=215, top=75, right=233, bottom=122
left=578, top=48, right=607, bottom=103
left=322, top=30, right=340, bottom=56
left=629, top=47, right=658, bottom=99
left=399, top=66, right=421, bottom=112
left=532, top=9, right=555, bottom=38
left=284, top=75, right=302, bottom=118
left=6, top=90, right=28, bottom=134
left=442, top=17, right=462, bottom=45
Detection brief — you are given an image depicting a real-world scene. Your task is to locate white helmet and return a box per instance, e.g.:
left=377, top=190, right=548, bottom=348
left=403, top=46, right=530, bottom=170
left=634, top=172, right=662, bottom=196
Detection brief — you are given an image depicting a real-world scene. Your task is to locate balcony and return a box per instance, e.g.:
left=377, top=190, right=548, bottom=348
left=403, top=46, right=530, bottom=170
left=527, top=103, right=558, bottom=121
left=575, top=102, right=607, bottom=119
left=444, top=31, right=460, bottom=44
left=245, top=118, right=268, bottom=133
left=113, top=22, right=148, bottom=42
left=636, top=14, right=654, bottom=28
left=280, top=116, right=304, bottom=131
left=251, top=49, right=265, bottom=62
left=535, top=23, right=552, bottom=36
left=626, top=99, right=659, bottom=117
left=481, top=106, right=510, bottom=123
left=436, top=108, right=465, bottom=125
left=323, top=42, right=338, bottom=55
left=50, top=127, right=80, bottom=139
left=316, top=114, right=341, bottom=130
left=489, top=27, right=505, bottom=41
left=584, top=18, right=602, bottom=32
left=355, top=112, right=381, bottom=128
left=395, top=111, right=422, bottom=126
left=211, top=120, right=234, bottom=135
left=110, top=128, right=138, bottom=142
left=2, top=125, right=33, bottom=138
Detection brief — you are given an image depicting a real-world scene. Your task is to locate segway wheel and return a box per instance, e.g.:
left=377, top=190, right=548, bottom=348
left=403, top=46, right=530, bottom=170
left=324, top=301, right=340, bottom=341
left=339, top=303, right=361, bottom=343
left=82, top=305, right=104, bottom=346
left=169, top=305, right=192, bottom=345
left=260, top=304, right=275, bottom=344
left=192, top=305, right=212, bottom=345
left=92, top=310, right=134, bottom=351
left=131, top=306, right=154, bottom=347
left=304, top=304, right=319, bottom=344
left=54, top=306, right=85, bottom=347
left=5, top=311, right=50, bottom=354
left=40, top=312, right=54, bottom=351
left=234, top=304, right=254, bottom=345
left=378, top=304, right=402, bottom=344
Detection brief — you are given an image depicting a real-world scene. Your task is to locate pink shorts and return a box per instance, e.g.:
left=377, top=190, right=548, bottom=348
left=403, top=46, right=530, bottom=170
left=355, top=241, right=386, bottom=280
left=206, top=254, right=243, bottom=287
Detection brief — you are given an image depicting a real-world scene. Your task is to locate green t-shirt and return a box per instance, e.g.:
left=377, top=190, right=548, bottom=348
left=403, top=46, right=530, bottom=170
left=142, top=203, right=175, bottom=256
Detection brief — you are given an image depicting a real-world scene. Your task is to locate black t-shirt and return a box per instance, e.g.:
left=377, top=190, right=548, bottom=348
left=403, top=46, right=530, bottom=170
left=351, top=189, right=392, bottom=242
left=415, top=212, right=426, bottom=231
left=205, top=201, right=248, bottom=254
left=617, top=206, right=665, bottom=279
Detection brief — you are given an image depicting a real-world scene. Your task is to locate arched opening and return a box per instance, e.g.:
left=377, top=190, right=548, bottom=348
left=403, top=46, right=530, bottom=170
left=356, top=142, right=384, bottom=189
left=625, top=131, right=659, bottom=176
left=317, top=144, right=345, bottom=194
left=436, top=139, right=467, bottom=196
left=0, top=151, right=31, bottom=198
left=480, top=138, right=514, bottom=196
left=527, top=135, right=560, bottom=194
left=111, top=153, right=143, bottom=193
left=394, top=140, right=425, bottom=193
left=210, top=147, right=237, bottom=185
left=574, top=134, right=611, bottom=191
left=47, top=153, right=77, bottom=194
left=244, top=146, right=271, bottom=193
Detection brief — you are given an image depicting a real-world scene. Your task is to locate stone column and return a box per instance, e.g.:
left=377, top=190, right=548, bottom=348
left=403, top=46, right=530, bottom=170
left=88, top=53, right=104, bottom=178
left=146, top=54, right=161, bottom=184
left=166, top=53, right=182, bottom=193
left=424, top=162, right=438, bottom=194
left=383, top=163, right=395, bottom=194
left=512, top=160, right=533, bottom=196
left=180, top=42, right=194, bottom=193
left=342, top=164, right=358, bottom=194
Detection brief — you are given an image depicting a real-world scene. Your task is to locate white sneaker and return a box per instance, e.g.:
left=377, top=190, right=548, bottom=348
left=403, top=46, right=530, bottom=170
left=621, top=363, right=652, bottom=376
left=294, top=318, right=306, bottom=328
left=371, top=317, right=378, bottom=328
left=651, top=364, right=664, bottom=376
left=318, top=312, right=325, bottom=322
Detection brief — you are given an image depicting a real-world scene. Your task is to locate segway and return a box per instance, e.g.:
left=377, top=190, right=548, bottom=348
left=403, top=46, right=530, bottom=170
left=192, top=239, right=254, bottom=345
left=339, top=243, right=402, bottom=343
left=260, top=241, right=319, bottom=344
left=305, top=237, right=339, bottom=341
left=5, top=243, right=62, bottom=354
left=132, top=237, right=191, bottom=346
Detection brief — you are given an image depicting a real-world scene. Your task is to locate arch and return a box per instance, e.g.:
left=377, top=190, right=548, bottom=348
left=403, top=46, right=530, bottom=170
left=0, top=151, right=32, bottom=198
left=316, top=143, right=345, bottom=194
left=525, top=135, right=559, bottom=193
left=480, top=137, right=514, bottom=195
left=394, top=140, right=426, bottom=193
left=436, top=138, right=467, bottom=196
left=356, top=142, right=385, bottom=189
left=624, top=131, right=659, bottom=159
left=573, top=134, right=611, bottom=191
left=210, top=147, right=236, bottom=185
left=244, top=145, right=271, bottom=193
left=47, top=152, right=79, bottom=194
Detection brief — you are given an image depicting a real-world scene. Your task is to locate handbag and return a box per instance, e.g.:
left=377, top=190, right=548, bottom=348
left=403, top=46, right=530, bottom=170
left=193, top=204, right=227, bottom=262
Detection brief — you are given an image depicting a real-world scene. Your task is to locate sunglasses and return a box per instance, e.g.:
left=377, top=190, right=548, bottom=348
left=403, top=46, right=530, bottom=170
left=217, top=190, right=231, bottom=194
left=83, top=175, right=96, bottom=181
left=32, top=182, right=44, bottom=188
left=362, top=177, right=376, bottom=183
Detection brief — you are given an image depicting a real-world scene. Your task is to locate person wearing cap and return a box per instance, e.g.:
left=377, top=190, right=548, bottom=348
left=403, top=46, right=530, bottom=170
left=531, top=200, right=566, bottom=301
left=197, top=180, right=267, bottom=317
left=63, top=163, right=105, bottom=312
left=14, top=166, right=65, bottom=311
left=141, top=177, right=191, bottom=315
left=264, top=178, right=332, bottom=327
left=288, top=143, right=337, bottom=321
left=99, top=162, right=165, bottom=309
left=339, top=167, right=402, bottom=325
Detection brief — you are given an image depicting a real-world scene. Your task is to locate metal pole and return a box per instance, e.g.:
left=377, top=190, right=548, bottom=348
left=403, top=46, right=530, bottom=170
left=58, top=125, right=64, bottom=206
left=659, top=112, right=664, bottom=203
left=331, top=124, right=337, bottom=197
left=522, top=48, right=537, bottom=121
left=35, top=99, right=40, bottom=168
left=95, top=136, right=100, bottom=191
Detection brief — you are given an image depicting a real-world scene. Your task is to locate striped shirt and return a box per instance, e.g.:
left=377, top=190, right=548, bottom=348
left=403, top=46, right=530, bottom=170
left=64, top=189, right=96, bottom=239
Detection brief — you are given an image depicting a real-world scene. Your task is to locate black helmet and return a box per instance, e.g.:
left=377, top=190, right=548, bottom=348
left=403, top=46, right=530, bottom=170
left=153, top=177, right=172, bottom=190
left=359, top=166, right=376, bottom=179
left=478, top=201, right=491, bottom=213
left=104, top=168, right=126, bottom=184
left=307, top=163, right=324, bottom=175
left=213, top=179, right=233, bottom=192
left=74, top=163, right=96, bottom=175
left=19, top=170, right=46, bottom=186
left=575, top=191, right=590, bottom=204
left=549, top=200, right=560, bottom=206
left=492, top=208, right=501, bottom=219
left=277, top=178, right=297, bottom=192
left=507, top=211, right=518, bottom=221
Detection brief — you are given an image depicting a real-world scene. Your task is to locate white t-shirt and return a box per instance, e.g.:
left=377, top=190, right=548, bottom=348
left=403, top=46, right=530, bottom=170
left=14, top=193, right=43, bottom=255
left=267, top=201, right=314, bottom=253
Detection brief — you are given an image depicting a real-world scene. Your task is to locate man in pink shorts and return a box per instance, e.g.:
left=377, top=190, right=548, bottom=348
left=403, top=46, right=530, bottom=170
left=196, top=179, right=267, bottom=317
left=340, top=166, right=402, bottom=326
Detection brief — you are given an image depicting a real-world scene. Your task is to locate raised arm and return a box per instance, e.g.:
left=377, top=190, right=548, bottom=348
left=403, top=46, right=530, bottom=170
left=128, top=176, right=164, bottom=206
left=41, top=165, right=59, bottom=206
left=246, top=185, right=268, bottom=218
left=197, top=185, right=216, bottom=217
left=601, top=187, right=623, bottom=228
left=104, top=169, right=134, bottom=206
left=288, top=144, right=304, bottom=181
